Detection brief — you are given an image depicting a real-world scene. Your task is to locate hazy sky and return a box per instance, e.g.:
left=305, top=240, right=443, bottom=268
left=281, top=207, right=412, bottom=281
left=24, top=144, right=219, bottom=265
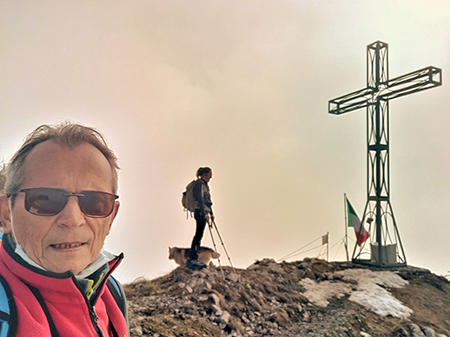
left=1, top=1, right=450, bottom=283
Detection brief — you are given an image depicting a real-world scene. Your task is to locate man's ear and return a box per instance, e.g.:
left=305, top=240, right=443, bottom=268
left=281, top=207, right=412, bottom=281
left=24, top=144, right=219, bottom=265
left=0, top=196, right=13, bottom=234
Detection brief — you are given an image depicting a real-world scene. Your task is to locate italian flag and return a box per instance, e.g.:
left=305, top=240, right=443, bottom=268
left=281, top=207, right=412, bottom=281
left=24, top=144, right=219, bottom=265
left=346, top=198, right=370, bottom=246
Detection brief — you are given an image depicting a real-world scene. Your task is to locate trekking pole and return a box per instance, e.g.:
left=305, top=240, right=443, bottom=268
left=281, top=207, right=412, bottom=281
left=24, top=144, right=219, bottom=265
left=207, top=219, right=225, bottom=280
left=212, top=220, right=236, bottom=274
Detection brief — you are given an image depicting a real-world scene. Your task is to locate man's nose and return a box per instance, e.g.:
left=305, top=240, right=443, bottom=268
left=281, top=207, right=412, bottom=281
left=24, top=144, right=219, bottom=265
left=56, top=197, right=85, bottom=227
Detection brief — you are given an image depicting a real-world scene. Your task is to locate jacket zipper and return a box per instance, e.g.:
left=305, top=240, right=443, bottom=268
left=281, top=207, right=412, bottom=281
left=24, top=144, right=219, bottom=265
left=89, top=306, right=104, bottom=337
left=74, top=254, right=124, bottom=337
left=73, top=276, right=105, bottom=337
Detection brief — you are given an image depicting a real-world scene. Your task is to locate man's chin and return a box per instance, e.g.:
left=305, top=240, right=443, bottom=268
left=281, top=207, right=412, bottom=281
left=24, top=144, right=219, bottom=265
left=43, top=256, right=90, bottom=275
left=42, top=244, right=92, bottom=274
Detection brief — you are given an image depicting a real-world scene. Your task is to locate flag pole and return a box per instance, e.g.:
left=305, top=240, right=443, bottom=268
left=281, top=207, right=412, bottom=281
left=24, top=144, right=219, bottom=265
left=344, top=194, right=349, bottom=262
left=327, top=231, right=329, bottom=262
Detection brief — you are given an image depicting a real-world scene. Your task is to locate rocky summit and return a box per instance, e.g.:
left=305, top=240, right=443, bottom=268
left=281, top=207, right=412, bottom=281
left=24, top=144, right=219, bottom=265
left=124, top=258, right=450, bottom=337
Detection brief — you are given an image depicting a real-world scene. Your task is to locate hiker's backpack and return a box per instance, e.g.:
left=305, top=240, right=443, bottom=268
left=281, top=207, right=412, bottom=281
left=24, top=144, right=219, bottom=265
left=182, top=180, right=198, bottom=215
left=0, top=274, right=14, bottom=337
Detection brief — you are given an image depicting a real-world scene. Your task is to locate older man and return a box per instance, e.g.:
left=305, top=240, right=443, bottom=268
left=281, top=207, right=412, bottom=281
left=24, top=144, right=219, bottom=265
left=0, top=122, right=128, bottom=336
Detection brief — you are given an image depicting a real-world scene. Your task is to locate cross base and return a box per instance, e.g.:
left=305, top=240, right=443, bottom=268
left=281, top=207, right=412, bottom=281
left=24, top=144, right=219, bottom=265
left=352, top=259, right=407, bottom=268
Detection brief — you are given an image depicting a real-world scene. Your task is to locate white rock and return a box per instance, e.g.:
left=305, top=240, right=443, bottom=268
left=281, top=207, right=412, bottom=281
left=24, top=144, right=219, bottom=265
left=423, top=327, right=437, bottom=337
left=220, top=311, right=231, bottom=324
left=227, top=273, right=240, bottom=282
left=198, top=295, right=208, bottom=301
left=210, top=293, right=220, bottom=306
left=212, top=304, right=222, bottom=316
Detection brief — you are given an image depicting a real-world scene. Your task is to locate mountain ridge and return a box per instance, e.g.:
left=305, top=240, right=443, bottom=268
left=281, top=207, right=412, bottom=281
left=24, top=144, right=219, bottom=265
left=124, top=258, right=450, bottom=337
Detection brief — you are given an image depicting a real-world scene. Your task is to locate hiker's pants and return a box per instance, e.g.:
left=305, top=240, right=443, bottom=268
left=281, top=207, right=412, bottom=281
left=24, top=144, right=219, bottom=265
left=189, top=209, right=207, bottom=260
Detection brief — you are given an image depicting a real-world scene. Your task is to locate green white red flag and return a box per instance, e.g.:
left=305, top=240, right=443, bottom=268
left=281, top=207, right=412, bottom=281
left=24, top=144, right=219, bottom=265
left=346, top=197, right=370, bottom=246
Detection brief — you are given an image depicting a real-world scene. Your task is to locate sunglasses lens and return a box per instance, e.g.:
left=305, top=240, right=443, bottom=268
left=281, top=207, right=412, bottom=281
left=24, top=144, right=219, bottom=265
left=78, top=191, right=116, bottom=217
left=24, top=188, right=67, bottom=215
left=21, top=188, right=117, bottom=218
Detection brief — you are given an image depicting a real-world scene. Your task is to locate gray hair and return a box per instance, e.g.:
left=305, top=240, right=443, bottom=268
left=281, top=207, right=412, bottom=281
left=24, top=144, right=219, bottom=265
left=3, top=121, right=119, bottom=207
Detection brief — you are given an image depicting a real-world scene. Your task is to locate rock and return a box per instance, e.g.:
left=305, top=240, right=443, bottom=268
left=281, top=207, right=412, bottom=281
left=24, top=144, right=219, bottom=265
left=302, top=309, right=310, bottom=321
left=409, top=324, right=426, bottom=337
left=198, top=295, right=208, bottom=301
left=267, top=262, right=284, bottom=274
left=210, top=293, right=220, bottom=306
left=423, top=327, right=437, bottom=337
left=269, top=309, right=292, bottom=328
left=212, top=304, right=222, bottom=316
left=130, top=326, right=143, bottom=336
left=220, top=311, right=231, bottom=324
left=227, top=272, right=240, bottom=283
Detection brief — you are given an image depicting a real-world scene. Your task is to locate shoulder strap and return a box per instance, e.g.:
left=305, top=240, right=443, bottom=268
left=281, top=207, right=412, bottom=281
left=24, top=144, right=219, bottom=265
left=106, top=276, right=128, bottom=324
left=0, top=275, right=16, bottom=337
left=25, top=284, right=60, bottom=337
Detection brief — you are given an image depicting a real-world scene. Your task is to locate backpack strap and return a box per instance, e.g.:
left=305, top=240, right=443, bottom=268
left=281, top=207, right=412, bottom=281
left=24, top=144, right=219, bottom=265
left=0, top=235, right=15, bottom=336
left=0, top=275, right=16, bottom=337
left=107, top=276, right=128, bottom=325
left=25, top=284, right=60, bottom=337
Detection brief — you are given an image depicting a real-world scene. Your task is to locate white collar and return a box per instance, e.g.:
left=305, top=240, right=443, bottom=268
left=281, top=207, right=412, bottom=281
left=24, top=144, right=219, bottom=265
left=14, top=243, right=115, bottom=279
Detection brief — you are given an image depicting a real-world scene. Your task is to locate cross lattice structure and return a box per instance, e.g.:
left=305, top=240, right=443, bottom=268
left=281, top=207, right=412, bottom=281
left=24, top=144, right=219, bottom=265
left=329, top=41, right=442, bottom=267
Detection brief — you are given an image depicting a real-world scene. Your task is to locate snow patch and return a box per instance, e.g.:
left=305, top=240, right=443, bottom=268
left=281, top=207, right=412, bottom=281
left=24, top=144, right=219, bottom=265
left=299, top=277, right=353, bottom=307
left=299, top=268, right=412, bottom=319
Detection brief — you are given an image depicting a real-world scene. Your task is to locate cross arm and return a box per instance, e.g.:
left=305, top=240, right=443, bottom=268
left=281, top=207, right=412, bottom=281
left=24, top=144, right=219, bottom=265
left=329, top=87, right=373, bottom=115
left=380, top=66, right=442, bottom=100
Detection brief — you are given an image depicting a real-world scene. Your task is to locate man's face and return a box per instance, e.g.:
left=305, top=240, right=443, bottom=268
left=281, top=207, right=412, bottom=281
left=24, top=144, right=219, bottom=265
left=0, top=140, right=119, bottom=274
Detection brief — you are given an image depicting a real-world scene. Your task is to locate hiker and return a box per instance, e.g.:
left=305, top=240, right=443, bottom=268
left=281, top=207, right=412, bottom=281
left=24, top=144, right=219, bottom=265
left=187, top=167, right=214, bottom=269
left=0, top=122, right=128, bottom=336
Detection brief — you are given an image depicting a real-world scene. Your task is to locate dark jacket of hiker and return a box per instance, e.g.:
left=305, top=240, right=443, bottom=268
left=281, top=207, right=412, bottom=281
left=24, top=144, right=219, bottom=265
left=193, top=178, right=213, bottom=216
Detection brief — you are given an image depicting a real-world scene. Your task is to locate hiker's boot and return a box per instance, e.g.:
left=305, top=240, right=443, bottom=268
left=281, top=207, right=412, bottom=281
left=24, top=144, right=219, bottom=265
left=187, top=259, right=206, bottom=270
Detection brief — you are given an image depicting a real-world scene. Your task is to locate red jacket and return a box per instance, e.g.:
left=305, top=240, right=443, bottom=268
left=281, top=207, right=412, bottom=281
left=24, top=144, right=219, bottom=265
left=0, top=237, right=128, bottom=337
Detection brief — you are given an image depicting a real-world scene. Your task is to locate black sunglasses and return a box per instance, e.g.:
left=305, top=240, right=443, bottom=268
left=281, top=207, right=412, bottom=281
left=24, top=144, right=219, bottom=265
left=11, top=188, right=118, bottom=218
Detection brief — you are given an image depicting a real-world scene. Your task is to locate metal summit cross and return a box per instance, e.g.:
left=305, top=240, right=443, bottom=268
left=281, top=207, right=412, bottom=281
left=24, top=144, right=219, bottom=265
left=329, top=41, right=442, bottom=267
